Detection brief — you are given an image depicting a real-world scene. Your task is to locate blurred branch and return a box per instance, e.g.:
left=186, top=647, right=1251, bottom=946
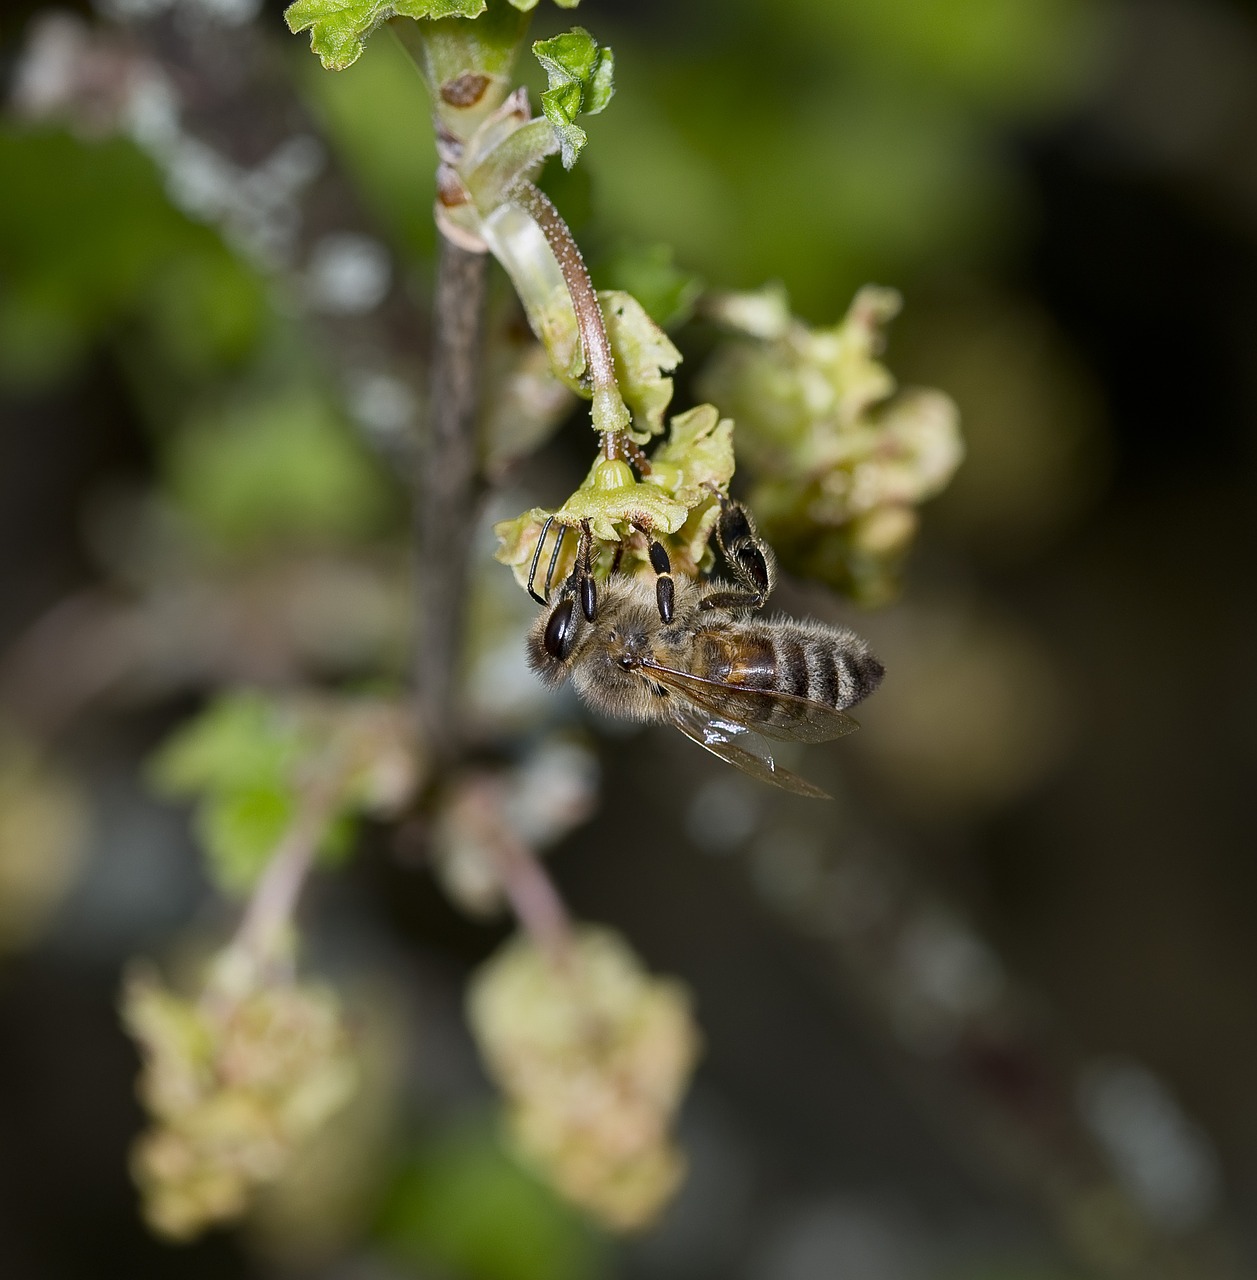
left=414, top=238, right=486, bottom=761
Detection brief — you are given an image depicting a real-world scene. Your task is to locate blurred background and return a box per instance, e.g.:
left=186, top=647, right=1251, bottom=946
left=2, top=0, right=1256, bottom=1277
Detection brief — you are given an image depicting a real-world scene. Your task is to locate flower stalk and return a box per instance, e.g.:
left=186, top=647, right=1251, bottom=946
left=508, top=180, right=630, bottom=446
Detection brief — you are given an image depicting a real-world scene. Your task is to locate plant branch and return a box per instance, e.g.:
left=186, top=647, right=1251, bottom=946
left=414, top=237, right=488, bottom=762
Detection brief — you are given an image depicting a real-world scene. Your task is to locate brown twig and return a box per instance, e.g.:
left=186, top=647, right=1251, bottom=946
left=414, top=238, right=488, bottom=761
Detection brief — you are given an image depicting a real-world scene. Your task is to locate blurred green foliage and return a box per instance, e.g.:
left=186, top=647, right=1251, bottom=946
left=583, top=0, right=1105, bottom=318
left=148, top=692, right=355, bottom=894
left=376, top=1121, right=604, bottom=1280
left=297, top=35, right=438, bottom=260
left=595, top=242, right=703, bottom=330
left=147, top=690, right=418, bottom=894
left=0, top=128, right=267, bottom=389
left=164, top=390, right=396, bottom=554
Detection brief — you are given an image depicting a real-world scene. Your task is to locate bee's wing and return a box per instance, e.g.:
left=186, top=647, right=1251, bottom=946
left=638, top=659, right=861, bottom=744
left=669, top=699, right=831, bottom=798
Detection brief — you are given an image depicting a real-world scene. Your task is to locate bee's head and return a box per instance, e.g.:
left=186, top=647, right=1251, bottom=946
left=526, top=594, right=585, bottom=686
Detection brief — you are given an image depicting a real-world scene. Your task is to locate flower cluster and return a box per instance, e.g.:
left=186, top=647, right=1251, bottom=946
left=122, top=960, right=359, bottom=1240
left=467, top=927, right=700, bottom=1230
left=699, top=285, right=963, bottom=604
left=495, top=400, right=735, bottom=594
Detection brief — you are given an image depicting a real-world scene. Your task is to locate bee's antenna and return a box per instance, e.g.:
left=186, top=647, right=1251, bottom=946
left=527, top=515, right=557, bottom=605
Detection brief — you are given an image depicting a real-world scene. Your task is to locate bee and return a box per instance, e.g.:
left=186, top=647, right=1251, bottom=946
left=525, top=494, right=884, bottom=797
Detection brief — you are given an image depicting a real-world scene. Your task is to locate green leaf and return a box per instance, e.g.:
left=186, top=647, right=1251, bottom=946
left=284, top=0, right=485, bottom=72
left=149, top=694, right=296, bottom=798
left=601, top=291, right=681, bottom=443
left=148, top=692, right=414, bottom=895
left=533, top=27, right=614, bottom=168
left=198, top=784, right=297, bottom=894
left=647, top=404, right=734, bottom=509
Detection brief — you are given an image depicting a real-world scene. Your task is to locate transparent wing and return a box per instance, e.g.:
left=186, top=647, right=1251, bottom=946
left=669, top=699, right=831, bottom=799
left=638, top=659, right=860, bottom=744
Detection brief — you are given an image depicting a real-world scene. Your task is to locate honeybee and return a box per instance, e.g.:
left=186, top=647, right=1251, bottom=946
left=525, top=495, right=884, bottom=797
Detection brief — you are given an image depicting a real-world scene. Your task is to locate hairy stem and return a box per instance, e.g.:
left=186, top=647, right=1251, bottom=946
left=415, top=238, right=487, bottom=761
left=509, top=180, right=629, bottom=441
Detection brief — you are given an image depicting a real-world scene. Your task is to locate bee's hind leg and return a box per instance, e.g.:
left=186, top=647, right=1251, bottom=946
left=572, top=519, right=598, bottom=622
left=700, top=493, right=777, bottom=613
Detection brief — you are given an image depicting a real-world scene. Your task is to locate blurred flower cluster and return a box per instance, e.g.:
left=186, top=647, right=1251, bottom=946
left=122, top=959, right=358, bottom=1240
left=468, top=927, right=700, bottom=1230
left=700, top=284, right=963, bottom=604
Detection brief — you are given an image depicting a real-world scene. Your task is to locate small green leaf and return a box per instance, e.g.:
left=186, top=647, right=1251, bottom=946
left=148, top=692, right=418, bottom=896
left=533, top=27, right=614, bottom=168
left=647, top=404, right=734, bottom=509
left=534, top=27, right=599, bottom=84
left=378, top=1121, right=603, bottom=1280
left=149, top=694, right=295, bottom=798
left=198, top=785, right=296, bottom=894
left=284, top=0, right=485, bottom=72
left=601, top=291, right=681, bottom=443
left=584, top=47, right=614, bottom=114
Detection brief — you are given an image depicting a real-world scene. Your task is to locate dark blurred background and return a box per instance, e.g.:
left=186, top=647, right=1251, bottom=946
left=2, top=0, right=1256, bottom=1277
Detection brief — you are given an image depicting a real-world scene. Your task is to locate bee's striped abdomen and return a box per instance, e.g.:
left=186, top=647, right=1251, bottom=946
left=800, top=634, right=840, bottom=707
left=776, top=632, right=811, bottom=700
left=776, top=623, right=884, bottom=711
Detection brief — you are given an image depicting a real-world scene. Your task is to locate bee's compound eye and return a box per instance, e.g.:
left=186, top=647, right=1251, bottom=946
left=543, top=598, right=578, bottom=660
